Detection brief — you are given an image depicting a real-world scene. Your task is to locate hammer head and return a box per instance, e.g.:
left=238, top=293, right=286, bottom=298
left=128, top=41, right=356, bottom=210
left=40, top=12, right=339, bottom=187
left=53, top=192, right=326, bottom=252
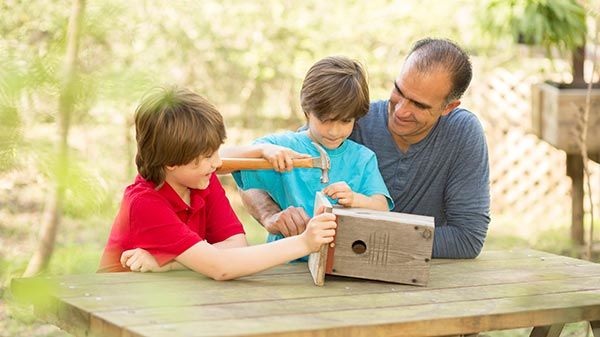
left=311, top=141, right=330, bottom=184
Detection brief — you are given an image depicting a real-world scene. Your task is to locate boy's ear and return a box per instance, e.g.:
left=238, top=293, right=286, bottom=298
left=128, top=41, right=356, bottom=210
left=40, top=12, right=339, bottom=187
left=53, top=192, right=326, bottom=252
left=165, top=165, right=176, bottom=171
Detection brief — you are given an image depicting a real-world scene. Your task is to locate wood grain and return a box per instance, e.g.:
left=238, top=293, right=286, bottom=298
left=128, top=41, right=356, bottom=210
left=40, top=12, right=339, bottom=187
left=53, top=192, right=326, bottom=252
left=11, top=249, right=600, bottom=337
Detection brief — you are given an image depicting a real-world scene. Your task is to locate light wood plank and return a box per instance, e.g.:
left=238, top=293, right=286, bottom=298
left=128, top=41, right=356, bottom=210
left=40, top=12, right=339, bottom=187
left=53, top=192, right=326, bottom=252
left=124, top=290, right=600, bottom=337
left=11, top=250, right=600, bottom=337
left=53, top=261, right=600, bottom=312
left=20, top=255, right=600, bottom=302
left=92, top=276, right=600, bottom=328
left=29, top=264, right=600, bottom=336
left=11, top=249, right=562, bottom=291
left=307, top=191, right=332, bottom=286
left=12, top=254, right=600, bottom=320
left=14, top=252, right=592, bottom=298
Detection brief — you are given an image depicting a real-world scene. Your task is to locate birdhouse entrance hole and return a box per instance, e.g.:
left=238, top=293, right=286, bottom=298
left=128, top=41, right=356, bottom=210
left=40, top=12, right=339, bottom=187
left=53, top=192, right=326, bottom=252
left=352, top=240, right=367, bottom=254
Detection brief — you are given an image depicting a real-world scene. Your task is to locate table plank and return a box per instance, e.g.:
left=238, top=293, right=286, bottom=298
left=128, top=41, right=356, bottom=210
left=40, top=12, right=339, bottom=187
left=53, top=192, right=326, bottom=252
left=48, top=260, right=600, bottom=312
left=126, top=290, right=600, bottom=337
left=16, top=249, right=559, bottom=290
left=92, top=276, right=600, bottom=327
left=16, top=252, right=592, bottom=301
left=10, top=249, right=600, bottom=337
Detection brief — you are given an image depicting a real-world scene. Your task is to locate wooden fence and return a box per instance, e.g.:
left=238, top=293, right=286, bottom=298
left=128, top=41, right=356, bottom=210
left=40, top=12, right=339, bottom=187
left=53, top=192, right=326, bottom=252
left=465, top=68, right=599, bottom=238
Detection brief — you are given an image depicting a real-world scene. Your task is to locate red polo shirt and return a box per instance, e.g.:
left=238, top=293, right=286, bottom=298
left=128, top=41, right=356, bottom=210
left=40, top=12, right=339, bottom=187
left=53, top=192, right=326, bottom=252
left=98, top=173, right=245, bottom=272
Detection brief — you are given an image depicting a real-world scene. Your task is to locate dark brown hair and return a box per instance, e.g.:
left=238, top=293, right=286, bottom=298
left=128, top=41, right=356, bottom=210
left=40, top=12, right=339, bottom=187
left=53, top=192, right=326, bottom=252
left=407, top=38, right=472, bottom=103
left=300, top=56, right=370, bottom=122
left=134, top=87, right=226, bottom=185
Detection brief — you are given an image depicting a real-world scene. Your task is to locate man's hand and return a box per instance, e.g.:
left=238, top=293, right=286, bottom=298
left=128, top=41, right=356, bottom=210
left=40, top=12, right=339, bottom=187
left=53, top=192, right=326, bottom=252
left=264, top=206, right=310, bottom=237
left=323, top=181, right=355, bottom=207
left=120, top=248, right=166, bottom=272
left=260, top=144, right=311, bottom=172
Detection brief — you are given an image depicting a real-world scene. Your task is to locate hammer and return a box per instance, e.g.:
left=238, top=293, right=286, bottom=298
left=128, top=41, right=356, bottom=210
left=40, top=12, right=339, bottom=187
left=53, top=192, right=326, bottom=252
left=217, top=142, right=331, bottom=183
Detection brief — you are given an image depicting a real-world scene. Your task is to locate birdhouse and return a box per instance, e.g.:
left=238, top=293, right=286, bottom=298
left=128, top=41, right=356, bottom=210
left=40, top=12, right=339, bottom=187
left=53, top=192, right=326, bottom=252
left=308, top=192, right=434, bottom=286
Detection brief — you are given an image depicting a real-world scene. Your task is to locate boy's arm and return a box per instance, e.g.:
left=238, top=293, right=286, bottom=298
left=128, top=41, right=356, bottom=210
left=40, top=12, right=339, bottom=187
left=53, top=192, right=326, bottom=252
left=219, top=145, right=267, bottom=158
left=122, top=212, right=336, bottom=278
left=175, top=212, right=335, bottom=280
left=322, top=182, right=389, bottom=211
left=219, top=144, right=310, bottom=173
left=211, top=233, right=247, bottom=248
left=120, top=233, right=247, bottom=272
left=351, top=193, right=389, bottom=211
left=121, top=249, right=188, bottom=272
left=239, top=188, right=310, bottom=237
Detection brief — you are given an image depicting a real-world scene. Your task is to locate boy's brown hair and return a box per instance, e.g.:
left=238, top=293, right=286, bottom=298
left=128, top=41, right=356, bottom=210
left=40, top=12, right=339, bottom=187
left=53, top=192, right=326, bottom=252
left=300, top=56, right=369, bottom=122
left=134, top=87, right=226, bottom=185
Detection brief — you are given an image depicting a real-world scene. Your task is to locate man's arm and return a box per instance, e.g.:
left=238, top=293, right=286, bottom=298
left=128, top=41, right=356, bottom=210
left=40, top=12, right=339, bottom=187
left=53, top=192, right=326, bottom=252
left=239, top=188, right=310, bottom=237
left=433, top=114, right=490, bottom=259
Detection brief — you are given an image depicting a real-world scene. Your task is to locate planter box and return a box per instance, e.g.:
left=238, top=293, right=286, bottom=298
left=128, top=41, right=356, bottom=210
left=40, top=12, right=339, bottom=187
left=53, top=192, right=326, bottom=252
left=531, top=82, right=600, bottom=153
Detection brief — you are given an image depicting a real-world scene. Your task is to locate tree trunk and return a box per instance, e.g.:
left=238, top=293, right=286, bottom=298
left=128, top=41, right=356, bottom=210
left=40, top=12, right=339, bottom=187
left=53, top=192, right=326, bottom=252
left=572, top=44, right=585, bottom=86
left=23, top=0, right=86, bottom=277
left=23, top=188, right=61, bottom=276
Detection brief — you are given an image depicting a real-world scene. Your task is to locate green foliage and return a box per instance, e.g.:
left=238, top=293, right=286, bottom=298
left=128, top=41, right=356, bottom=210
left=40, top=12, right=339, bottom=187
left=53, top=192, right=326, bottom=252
left=46, top=244, right=102, bottom=274
left=60, top=158, right=112, bottom=219
left=3, top=1, right=598, bottom=336
left=479, top=0, right=587, bottom=55
left=0, top=106, right=21, bottom=172
left=0, top=54, right=24, bottom=172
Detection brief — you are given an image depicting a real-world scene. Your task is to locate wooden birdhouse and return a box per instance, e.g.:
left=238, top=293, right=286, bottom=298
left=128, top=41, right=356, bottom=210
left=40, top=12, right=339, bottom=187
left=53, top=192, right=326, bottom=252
left=308, top=192, right=434, bottom=286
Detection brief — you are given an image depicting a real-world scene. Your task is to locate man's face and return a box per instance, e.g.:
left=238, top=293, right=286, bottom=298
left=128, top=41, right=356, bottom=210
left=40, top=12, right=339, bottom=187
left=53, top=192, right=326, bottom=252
left=387, top=61, right=458, bottom=145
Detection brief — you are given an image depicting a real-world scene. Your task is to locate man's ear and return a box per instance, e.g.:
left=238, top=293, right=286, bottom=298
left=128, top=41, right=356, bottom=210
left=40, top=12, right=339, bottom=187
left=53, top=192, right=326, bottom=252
left=441, top=100, right=460, bottom=116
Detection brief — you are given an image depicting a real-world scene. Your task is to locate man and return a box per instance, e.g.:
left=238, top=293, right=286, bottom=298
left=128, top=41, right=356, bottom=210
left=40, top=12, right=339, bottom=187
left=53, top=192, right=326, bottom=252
left=240, top=38, right=490, bottom=259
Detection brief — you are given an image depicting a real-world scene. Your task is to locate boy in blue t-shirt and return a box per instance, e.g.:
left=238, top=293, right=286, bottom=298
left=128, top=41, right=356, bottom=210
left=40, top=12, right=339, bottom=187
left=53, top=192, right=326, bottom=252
left=234, top=56, right=393, bottom=254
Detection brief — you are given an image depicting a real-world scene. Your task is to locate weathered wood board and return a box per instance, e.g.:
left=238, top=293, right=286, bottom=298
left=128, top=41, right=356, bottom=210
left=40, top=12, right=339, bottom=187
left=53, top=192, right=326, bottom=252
left=309, top=192, right=434, bottom=286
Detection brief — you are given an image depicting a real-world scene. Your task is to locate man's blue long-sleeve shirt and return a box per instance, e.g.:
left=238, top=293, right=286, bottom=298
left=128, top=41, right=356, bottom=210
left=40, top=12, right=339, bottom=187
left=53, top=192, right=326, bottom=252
left=350, top=100, right=491, bottom=258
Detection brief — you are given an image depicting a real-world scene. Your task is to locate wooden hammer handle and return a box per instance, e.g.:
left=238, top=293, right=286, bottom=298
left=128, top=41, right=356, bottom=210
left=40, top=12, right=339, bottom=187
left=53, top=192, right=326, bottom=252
left=218, top=157, right=315, bottom=172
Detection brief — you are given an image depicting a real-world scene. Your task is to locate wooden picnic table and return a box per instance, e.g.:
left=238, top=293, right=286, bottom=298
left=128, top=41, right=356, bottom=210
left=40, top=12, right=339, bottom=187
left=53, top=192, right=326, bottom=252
left=10, top=249, right=600, bottom=337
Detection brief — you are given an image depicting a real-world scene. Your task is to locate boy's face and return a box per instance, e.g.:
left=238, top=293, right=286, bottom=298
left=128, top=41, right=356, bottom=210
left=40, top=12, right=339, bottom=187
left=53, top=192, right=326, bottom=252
left=307, top=113, right=354, bottom=150
left=165, top=151, right=222, bottom=191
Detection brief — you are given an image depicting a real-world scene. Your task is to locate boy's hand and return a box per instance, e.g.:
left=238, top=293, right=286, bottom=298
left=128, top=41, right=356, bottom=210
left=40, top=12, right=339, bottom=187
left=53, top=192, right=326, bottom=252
left=301, top=212, right=337, bottom=252
left=260, top=144, right=311, bottom=172
left=264, top=206, right=310, bottom=237
left=120, top=248, right=164, bottom=272
left=323, top=182, right=355, bottom=207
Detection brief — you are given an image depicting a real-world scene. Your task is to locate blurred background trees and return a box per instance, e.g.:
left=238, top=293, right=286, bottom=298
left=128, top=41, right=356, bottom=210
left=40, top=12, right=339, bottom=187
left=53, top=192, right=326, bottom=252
left=1, top=0, right=599, bottom=335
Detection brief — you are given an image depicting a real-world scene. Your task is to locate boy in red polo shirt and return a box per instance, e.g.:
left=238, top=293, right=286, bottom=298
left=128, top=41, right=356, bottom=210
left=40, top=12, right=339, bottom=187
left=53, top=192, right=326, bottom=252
left=98, top=87, right=336, bottom=280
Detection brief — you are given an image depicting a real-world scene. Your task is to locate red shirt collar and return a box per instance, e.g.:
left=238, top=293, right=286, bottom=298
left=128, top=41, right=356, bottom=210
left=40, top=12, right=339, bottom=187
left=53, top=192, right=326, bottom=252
left=134, top=175, right=208, bottom=212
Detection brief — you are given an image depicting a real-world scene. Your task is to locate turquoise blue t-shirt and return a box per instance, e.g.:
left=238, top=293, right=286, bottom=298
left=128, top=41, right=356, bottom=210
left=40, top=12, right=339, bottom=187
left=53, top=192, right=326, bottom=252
left=233, top=131, right=393, bottom=246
